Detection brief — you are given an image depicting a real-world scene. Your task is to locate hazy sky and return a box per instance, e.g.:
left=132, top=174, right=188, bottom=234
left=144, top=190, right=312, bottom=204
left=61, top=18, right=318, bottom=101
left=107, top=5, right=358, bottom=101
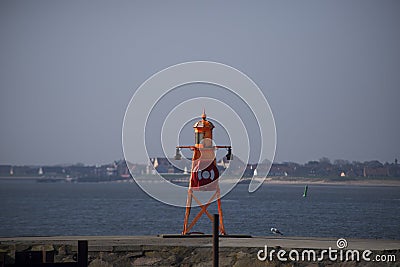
left=1, top=1, right=399, bottom=165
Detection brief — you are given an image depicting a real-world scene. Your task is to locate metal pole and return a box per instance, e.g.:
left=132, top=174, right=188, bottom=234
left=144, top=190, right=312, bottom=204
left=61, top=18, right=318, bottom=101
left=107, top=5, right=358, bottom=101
left=213, top=214, right=219, bottom=267
left=77, top=240, right=88, bottom=267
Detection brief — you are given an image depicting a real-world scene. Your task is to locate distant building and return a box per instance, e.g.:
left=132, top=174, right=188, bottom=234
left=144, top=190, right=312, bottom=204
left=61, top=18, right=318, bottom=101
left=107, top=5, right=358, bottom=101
left=243, top=164, right=258, bottom=177
left=12, top=166, right=41, bottom=176
left=42, top=166, right=65, bottom=177
left=150, top=157, right=191, bottom=174
left=116, top=160, right=131, bottom=178
left=363, top=166, right=389, bottom=177
left=268, top=163, right=293, bottom=177
left=0, top=165, right=12, bottom=176
left=66, top=165, right=96, bottom=177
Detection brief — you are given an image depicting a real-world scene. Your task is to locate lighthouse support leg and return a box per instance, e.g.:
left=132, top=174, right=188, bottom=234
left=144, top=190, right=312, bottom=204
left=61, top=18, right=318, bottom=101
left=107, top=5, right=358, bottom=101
left=182, top=187, right=226, bottom=235
left=186, top=191, right=217, bottom=232
left=216, top=188, right=226, bottom=235
left=182, top=189, right=193, bottom=235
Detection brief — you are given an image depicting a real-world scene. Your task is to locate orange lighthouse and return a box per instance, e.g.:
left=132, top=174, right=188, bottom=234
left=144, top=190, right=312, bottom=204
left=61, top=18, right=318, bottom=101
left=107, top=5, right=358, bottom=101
left=175, top=110, right=232, bottom=235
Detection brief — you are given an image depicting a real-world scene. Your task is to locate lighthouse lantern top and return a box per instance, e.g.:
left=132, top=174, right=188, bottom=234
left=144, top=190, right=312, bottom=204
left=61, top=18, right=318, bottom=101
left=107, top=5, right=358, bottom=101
left=193, top=110, right=214, bottom=130
left=193, top=110, right=214, bottom=147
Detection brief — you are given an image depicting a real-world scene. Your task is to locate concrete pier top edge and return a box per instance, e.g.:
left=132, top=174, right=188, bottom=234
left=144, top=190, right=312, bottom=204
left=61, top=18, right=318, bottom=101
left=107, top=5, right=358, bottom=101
left=1, top=236, right=399, bottom=251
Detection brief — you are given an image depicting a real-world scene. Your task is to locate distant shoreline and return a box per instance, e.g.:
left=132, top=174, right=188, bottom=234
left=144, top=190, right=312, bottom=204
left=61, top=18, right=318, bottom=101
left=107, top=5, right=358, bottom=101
left=1, top=175, right=400, bottom=187
left=264, top=177, right=400, bottom=186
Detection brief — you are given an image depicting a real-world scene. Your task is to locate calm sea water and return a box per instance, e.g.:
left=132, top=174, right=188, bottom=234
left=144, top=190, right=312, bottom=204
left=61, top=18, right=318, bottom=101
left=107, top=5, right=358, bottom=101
left=0, top=181, right=399, bottom=239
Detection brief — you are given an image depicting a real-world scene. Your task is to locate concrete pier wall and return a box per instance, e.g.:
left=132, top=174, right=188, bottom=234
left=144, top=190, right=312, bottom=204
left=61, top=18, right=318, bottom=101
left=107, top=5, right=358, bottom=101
left=1, top=236, right=399, bottom=267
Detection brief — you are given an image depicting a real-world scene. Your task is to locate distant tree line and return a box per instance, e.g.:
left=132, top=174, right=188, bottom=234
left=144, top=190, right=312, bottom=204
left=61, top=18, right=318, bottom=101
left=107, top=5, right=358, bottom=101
left=1, top=157, right=399, bottom=179
left=266, top=157, right=400, bottom=178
